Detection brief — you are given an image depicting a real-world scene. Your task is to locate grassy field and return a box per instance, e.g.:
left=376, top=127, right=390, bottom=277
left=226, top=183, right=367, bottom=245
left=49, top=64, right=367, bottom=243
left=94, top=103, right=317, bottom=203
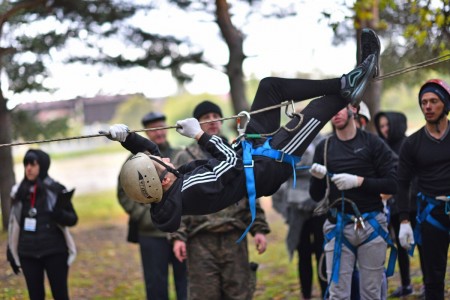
left=0, top=188, right=435, bottom=300
left=0, top=190, right=300, bottom=299
left=0, top=145, right=444, bottom=299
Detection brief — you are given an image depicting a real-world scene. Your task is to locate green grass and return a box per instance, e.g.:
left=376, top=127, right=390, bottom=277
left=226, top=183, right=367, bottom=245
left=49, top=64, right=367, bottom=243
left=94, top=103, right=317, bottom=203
left=74, top=189, right=124, bottom=223
left=1, top=190, right=436, bottom=299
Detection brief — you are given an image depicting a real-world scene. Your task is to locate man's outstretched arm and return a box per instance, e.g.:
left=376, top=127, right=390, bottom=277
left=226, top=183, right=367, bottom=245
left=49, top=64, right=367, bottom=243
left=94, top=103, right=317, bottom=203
left=105, top=124, right=161, bottom=156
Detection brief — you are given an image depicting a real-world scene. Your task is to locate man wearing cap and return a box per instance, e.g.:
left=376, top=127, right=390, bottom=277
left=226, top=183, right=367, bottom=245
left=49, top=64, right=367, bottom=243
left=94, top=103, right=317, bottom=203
left=397, top=79, right=450, bottom=300
left=169, top=100, right=270, bottom=300
left=117, top=111, right=187, bottom=300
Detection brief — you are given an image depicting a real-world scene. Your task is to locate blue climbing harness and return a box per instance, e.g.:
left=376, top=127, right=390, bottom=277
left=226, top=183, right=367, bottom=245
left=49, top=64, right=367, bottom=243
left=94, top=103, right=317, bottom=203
left=237, top=138, right=301, bottom=243
left=324, top=200, right=397, bottom=285
left=411, top=192, right=450, bottom=254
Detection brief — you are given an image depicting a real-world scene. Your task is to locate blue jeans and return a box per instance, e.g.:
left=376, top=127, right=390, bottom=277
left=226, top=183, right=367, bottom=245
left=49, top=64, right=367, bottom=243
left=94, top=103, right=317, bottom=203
left=139, top=235, right=187, bottom=300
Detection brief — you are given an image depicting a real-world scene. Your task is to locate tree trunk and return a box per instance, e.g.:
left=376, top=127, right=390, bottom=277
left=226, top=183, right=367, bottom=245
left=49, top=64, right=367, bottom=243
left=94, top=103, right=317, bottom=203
left=0, top=92, right=15, bottom=231
left=215, top=0, right=249, bottom=115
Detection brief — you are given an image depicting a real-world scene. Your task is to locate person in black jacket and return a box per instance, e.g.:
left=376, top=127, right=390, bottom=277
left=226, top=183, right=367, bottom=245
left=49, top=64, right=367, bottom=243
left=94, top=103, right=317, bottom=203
left=397, top=79, right=450, bottom=300
left=374, top=111, right=424, bottom=297
left=309, top=105, right=397, bottom=299
left=105, top=51, right=378, bottom=233
left=7, top=149, right=78, bottom=300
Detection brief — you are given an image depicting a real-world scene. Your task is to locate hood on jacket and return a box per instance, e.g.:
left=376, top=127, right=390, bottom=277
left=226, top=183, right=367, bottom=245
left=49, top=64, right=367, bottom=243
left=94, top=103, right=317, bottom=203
left=374, top=111, right=407, bottom=154
left=23, top=149, right=51, bottom=180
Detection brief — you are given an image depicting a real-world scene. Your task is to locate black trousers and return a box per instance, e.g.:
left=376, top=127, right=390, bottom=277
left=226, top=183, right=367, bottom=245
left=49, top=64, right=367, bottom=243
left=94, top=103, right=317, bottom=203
left=420, top=209, right=450, bottom=300
left=139, top=235, right=187, bottom=300
left=247, top=77, right=348, bottom=156
left=20, top=252, right=69, bottom=300
left=296, top=214, right=328, bottom=298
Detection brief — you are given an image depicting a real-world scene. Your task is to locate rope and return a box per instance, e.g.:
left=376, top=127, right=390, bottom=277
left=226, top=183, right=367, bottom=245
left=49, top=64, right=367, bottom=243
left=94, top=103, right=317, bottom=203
left=0, top=101, right=294, bottom=148
left=2, top=54, right=449, bottom=148
left=374, top=54, right=450, bottom=81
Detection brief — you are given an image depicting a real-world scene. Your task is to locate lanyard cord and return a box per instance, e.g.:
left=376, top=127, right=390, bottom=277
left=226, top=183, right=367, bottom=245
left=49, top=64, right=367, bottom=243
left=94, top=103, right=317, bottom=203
left=30, top=183, right=37, bottom=208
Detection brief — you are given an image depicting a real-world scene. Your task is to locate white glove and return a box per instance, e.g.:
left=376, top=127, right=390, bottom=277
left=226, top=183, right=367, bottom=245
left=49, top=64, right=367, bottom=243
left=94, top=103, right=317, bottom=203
left=176, top=118, right=202, bottom=139
left=331, top=173, right=360, bottom=190
left=309, top=163, right=327, bottom=179
left=108, top=124, right=129, bottom=142
left=399, top=222, right=414, bottom=250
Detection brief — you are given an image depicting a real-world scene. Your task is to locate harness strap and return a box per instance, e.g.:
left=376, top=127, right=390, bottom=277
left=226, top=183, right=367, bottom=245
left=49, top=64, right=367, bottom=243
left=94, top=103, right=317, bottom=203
left=237, top=139, right=301, bottom=243
left=362, top=212, right=397, bottom=277
left=325, top=211, right=397, bottom=284
left=251, top=138, right=302, bottom=187
left=324, top=212, right=357, bottom=284
left=237, top=141, right=257, bottom=243
left=412, top=193, right=450, bottom=252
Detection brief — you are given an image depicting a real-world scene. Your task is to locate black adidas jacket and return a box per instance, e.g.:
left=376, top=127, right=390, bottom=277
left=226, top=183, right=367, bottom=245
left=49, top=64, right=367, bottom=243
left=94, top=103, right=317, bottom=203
left=121, top=132, right=292, bottom=232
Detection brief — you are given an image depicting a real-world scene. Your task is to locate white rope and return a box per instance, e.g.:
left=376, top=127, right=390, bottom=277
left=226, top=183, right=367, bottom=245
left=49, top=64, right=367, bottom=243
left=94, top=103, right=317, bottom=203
left=0, top=101, right=294, bottom=148
left=2, top=54, right=449, bottom=148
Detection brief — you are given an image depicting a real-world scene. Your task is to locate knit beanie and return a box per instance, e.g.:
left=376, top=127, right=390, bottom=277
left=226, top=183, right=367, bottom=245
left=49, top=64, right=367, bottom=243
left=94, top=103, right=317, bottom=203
left=193, top=101, right=223, bottom=120
left=419, top=83, right=450, bottom=111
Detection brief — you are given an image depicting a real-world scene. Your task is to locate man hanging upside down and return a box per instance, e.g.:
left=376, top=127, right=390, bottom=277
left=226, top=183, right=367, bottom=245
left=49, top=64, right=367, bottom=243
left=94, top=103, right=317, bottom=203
left=106, top=30, right=380, bottom=233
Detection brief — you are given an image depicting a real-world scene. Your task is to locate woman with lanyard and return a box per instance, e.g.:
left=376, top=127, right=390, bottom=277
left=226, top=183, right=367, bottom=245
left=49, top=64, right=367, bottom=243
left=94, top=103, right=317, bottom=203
left=7, top=149, right=77, bottom=300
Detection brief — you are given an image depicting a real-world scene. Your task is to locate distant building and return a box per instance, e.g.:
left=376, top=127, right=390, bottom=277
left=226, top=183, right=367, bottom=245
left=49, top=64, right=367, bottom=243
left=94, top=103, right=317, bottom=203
left=14, top=93, right=163, bottom=153
left=16, top=93, right=145, bottom=125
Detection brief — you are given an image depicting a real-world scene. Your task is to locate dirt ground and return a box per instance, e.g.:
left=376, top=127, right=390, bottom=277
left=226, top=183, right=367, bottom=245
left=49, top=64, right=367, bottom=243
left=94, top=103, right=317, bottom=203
left=2, top=150, right=146, bottom=299
left=0, top=219, right=146, bottom=299
left=0, top=199, right=289, bottom=299
left=2, top=151, right=445, bottom=299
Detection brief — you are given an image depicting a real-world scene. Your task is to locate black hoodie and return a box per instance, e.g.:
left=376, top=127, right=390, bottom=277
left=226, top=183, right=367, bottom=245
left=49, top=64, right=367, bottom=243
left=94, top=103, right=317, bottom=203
left=374, top=111, right=407, bottom=154
left=374, top=111, right=418, bottom=214
left=15, top=149, right=78, bottom=258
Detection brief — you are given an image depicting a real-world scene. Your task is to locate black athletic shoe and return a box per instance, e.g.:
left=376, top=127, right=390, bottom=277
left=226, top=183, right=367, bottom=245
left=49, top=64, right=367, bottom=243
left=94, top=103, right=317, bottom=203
left=389, top=285, right=413, bottom=298
left=341, top=54, right=376, bottom=106
left=360, top=28, right=380, bottom=77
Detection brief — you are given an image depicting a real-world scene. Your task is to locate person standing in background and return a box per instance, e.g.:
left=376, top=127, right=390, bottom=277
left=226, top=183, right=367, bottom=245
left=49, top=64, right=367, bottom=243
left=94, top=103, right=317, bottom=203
left=397, top=79, right=450, bottom=300
left=170, top=101, right=270, bottom=300
left=272, top=133, right=327, bottom=300
left=374, top=111, right=424, bottom=298
left=309, top=104, right=397, bottom=299
left=7, top=149, right=78, bottom=300
left=117, top=111, right=187, bottom=300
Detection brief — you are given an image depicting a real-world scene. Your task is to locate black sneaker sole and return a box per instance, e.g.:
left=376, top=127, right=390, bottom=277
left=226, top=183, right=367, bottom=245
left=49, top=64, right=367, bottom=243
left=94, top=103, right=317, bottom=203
left=361, top=28, right=380, bottom=77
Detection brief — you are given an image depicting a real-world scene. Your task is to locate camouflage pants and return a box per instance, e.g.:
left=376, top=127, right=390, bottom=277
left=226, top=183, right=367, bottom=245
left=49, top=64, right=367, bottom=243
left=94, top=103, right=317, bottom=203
left=186, top=230, right=255, bottom=300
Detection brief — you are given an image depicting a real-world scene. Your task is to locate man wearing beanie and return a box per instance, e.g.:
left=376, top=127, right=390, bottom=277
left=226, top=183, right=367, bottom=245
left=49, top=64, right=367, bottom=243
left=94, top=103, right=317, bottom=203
left=117, top=111, right=187, bottom=300
left=170, top=100, right=270, bottom=300
left=396, top=79, right=450, bottom=300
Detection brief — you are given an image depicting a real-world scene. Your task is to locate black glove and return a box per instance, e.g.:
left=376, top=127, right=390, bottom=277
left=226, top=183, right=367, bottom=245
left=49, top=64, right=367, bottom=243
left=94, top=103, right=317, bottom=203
left=6, top=246, right=21, bottom=275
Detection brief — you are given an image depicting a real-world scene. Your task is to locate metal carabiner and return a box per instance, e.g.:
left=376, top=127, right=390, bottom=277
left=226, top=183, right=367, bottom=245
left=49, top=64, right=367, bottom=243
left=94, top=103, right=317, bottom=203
left=231, top=111, right=251, bottom=149
left=236, top=111, right=251, bottom=136
left=285, top=100, right=296, bottom=118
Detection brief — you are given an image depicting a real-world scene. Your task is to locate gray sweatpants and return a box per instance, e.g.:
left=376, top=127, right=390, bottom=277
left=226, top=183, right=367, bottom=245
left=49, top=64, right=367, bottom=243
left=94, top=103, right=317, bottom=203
left=324, top=212, right=388, bottom=300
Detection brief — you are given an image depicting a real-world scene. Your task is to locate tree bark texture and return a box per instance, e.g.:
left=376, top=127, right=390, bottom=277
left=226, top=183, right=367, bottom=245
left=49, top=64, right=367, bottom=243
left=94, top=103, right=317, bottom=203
left=0, top=92, right=15, bottom=231
left=215, top=0, right=250, bottom=115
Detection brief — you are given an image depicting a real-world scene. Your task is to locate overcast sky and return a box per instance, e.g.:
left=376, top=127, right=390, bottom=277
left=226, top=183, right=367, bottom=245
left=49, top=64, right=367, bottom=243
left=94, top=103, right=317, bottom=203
left=6, top=0, right=358, bottom=109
